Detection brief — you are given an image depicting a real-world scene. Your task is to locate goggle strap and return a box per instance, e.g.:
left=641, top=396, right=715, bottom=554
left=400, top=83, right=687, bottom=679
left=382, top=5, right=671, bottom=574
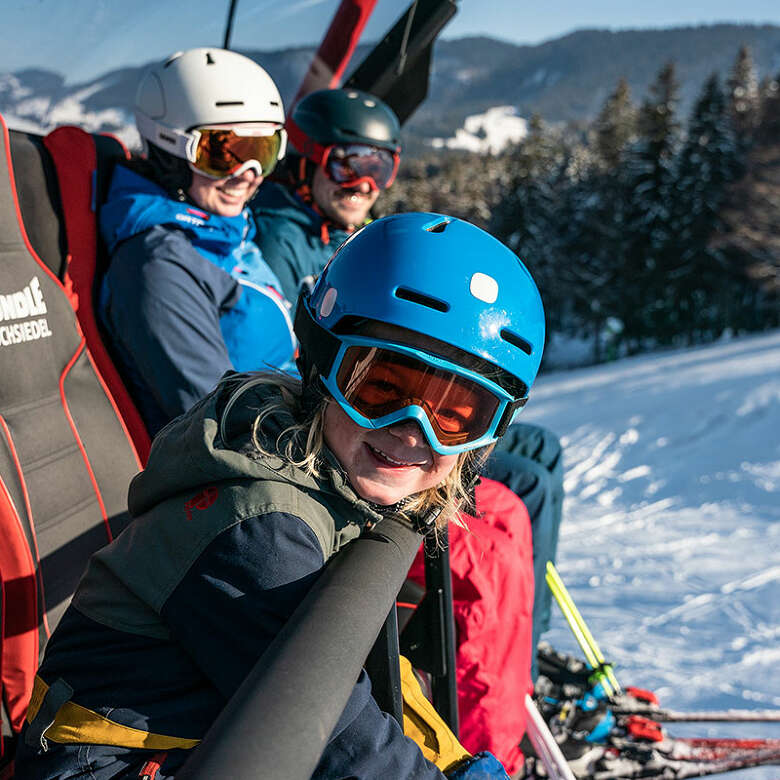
left=293, top=291, right=342, bottom=379
left=286, top=119, right=398, bottom=181
left=286, top=118, right=328, bottom=165
left=135, top=112, right=196, bottom=161
left=494, top=397, right=528, bottom=439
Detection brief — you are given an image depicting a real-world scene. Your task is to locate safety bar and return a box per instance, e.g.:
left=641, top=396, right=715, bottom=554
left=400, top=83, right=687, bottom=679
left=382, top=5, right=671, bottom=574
left=177, top=517, right=423, bottom=780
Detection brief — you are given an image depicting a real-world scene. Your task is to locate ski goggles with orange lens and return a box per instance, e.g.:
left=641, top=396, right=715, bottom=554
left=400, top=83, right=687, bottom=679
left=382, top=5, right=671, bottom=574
left=320, top=335, right=523, bottom=455
left=322, top=144, right=400, bottom=191
left=190, top=125, right=285, bottom=179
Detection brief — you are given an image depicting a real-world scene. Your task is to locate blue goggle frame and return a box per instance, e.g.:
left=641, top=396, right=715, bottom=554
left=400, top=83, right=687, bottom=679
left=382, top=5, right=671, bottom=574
left=319, top=334, right=517, bottom=456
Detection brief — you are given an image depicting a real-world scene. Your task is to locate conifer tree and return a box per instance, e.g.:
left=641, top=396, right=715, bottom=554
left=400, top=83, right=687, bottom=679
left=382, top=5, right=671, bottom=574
left=620, top=62, right=682, bottom=348
left=675, top=74, right=739, bottom=340
left=727, top=45, right=761, bottom=151
left=558, top=80, right=638, bottom=359
left=594, top=78, right=637, bottom=170
left=712, top=69, right=780, bottom=331
left=489, top=115, right=568, bottom=333
left=757, top=72, right=780, bottom=144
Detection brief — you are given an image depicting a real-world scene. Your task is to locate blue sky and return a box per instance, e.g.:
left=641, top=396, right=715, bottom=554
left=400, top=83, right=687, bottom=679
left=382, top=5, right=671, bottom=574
left=443, top=0, right=780, bottom=43
left=3, top=0, right=779, bottom=82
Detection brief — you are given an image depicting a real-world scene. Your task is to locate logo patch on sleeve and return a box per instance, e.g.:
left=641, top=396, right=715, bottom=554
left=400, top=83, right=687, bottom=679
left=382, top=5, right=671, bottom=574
left=184, top=486, right=219, bottom=521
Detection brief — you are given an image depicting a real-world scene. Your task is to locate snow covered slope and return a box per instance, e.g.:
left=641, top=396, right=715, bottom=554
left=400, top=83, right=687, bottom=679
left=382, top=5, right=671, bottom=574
left=522, top=330, right=780, bottom=776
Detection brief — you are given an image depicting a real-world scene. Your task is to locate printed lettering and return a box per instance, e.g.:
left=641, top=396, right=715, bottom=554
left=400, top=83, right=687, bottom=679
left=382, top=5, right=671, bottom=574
left=12, top=291, right=30, bottom=319
left=175, top=212, right=206, bottom=227
left=0, top=277, right=48, bottom=322
left=30, top=277, right=47, bottom=315
left=0, top=294, right=14, bottom=322
left=0, top=317, right=53, bottom=348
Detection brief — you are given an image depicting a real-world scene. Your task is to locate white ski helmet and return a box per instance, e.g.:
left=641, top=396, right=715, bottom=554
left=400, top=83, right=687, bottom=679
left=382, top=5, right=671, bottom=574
left=134, top=47, right=287, bottom=166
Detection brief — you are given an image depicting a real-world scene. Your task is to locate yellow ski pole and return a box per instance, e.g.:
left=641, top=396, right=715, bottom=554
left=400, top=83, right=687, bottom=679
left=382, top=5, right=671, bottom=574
left=545, top=561, right=622, bottom=695
left=544, top=568, right=615, bottom=696
left=546, top=576, right=611, bottom=693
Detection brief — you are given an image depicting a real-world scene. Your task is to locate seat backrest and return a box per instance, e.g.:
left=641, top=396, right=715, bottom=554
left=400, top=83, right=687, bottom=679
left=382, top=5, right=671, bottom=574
left=41, top=126, right=151, bottom=464
left=0, top=113, right=143, bottom=764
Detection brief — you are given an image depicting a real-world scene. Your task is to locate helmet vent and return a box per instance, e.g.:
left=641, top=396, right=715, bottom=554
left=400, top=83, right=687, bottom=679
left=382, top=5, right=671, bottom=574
left=424, top=217, right=452, bottom=233
left=163, top=52, right=182, bottom=68
left=206, top=52, right=216, bottom=65
left=395, top=287, right=450, bottom=313
left=500, top=328, right=533, bottom=356
left=215, top=101, right=244, bottom=107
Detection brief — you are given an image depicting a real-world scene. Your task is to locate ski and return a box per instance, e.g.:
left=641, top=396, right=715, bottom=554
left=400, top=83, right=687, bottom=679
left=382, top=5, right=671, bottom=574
left=524, top=693, right=578, bottom=780
left=609, top=733, right=780, bottom=761
left=524, top=727, right=780, bottom=779
left=525, top=689, right=780, bottom=779
left=610, top=695, right=780, bottom=722
left=542, top=565, right=780, bottom=724
left=564, top=743, right=780, bottom=779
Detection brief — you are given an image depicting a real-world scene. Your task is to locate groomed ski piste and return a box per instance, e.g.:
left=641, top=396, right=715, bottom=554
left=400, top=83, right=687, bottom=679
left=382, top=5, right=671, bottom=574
left=522, top=328, right=780, bottom=778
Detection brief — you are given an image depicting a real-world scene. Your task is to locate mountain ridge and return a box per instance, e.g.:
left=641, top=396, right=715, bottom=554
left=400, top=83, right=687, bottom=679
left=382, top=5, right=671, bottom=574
left=1, top=24, right=778, bottom=152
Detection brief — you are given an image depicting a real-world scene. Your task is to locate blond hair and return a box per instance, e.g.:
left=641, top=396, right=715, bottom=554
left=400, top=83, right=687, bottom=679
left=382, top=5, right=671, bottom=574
left=231, top=371, right=489, bottom=529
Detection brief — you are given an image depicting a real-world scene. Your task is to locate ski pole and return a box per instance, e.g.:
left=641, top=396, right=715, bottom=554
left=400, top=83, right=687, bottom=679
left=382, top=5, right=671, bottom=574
left=546, top=562, right=621, bottom=693
left=545, top=575, right=607, bottom=679
left=546, top=562, right=622, bottom=694
left=545, top=570, right=616, bottom=697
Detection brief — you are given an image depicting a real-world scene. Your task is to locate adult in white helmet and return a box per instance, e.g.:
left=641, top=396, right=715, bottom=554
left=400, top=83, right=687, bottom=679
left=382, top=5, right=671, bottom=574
left=98, top=48, right=295, bottom=436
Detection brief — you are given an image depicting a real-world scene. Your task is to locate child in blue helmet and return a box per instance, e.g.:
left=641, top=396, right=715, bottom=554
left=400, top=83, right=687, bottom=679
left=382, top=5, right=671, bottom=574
left=255, top=88, right=564, bottom=687
left=16, top=213, right=543, bottom=779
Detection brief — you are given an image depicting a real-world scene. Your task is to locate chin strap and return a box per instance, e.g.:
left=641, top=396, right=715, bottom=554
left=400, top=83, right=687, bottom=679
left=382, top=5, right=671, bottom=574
left=406, top=468, right=483, bottom=537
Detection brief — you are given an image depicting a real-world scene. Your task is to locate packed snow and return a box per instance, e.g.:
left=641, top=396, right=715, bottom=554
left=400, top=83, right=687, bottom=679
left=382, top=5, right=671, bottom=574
left=522, top=329, right=780, bottom=777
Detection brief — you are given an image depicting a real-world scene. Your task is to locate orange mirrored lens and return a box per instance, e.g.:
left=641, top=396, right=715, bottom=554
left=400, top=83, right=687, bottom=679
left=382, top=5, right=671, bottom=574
left=336, top=346, right=498, bottom=446
left=194, top=129, right=281, bottom=177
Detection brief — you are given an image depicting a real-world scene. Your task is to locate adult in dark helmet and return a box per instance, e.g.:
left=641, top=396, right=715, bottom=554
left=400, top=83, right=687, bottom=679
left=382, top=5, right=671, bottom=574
left=98, top=48, right=295, bottom=436
left=14, top=213, right=543, bottom=780
left=252, top=88, right=564, bottom=679
left=252, top=87, right=402, bottom=301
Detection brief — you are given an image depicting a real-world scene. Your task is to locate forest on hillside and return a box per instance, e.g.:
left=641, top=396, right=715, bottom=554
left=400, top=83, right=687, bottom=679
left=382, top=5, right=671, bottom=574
left=380, top=47, right=779, bottom=365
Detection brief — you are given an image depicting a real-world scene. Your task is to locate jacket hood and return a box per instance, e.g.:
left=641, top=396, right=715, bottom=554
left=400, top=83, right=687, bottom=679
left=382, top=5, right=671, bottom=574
left=128, top=372, right=383, bottom=527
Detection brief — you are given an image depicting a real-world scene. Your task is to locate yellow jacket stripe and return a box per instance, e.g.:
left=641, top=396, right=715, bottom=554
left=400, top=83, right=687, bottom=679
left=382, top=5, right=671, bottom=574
left=28, top=677, right=200, bottom=751
left=400, top=656, right=471, bottom=773
left=30, top=661, right=467, bottom=762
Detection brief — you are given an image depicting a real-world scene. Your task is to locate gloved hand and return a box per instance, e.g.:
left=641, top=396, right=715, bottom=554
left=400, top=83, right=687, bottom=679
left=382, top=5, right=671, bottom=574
left=446, top=751, right=510, bottom=779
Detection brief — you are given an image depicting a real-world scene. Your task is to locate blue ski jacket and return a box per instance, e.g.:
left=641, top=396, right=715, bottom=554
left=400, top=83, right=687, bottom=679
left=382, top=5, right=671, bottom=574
left=251, top=181, right=352, bottom=303
left=98, top=166, right=296, bottom=435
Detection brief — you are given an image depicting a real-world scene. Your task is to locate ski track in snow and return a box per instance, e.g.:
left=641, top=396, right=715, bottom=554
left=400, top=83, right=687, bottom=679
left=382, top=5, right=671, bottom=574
left=521, top=330, right=780, bottom=778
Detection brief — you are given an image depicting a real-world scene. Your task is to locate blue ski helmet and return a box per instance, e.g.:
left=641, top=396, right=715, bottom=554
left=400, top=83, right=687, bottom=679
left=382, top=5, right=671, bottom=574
left=294, top=213, right=545, bottom=445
